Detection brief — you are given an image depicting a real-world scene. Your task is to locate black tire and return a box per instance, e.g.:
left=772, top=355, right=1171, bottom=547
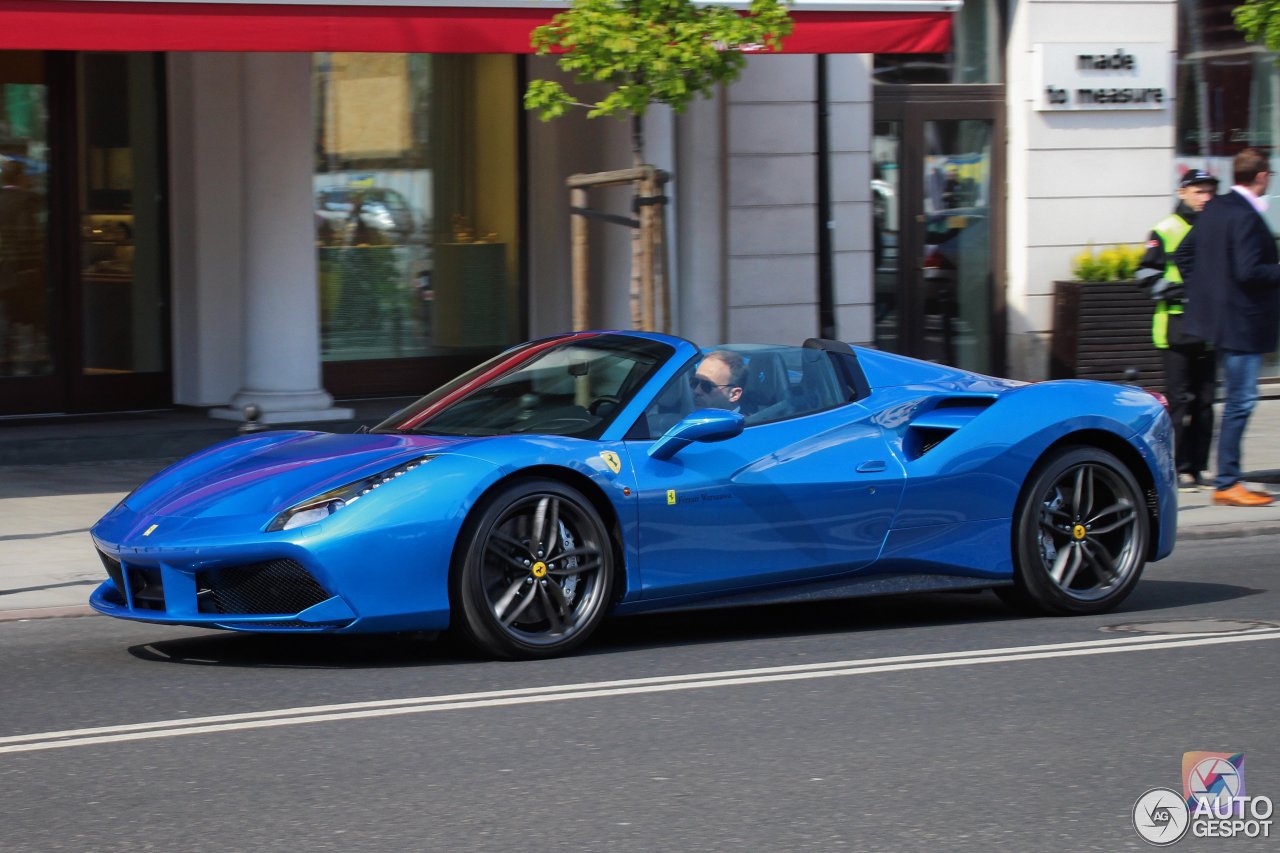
left=1004, top=446, right=1148, bottom=615
left=452, top=478, right=614, bottom=659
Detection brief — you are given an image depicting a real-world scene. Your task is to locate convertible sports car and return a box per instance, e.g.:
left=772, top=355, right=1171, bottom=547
left=90, top=331, right=1175, bottom=658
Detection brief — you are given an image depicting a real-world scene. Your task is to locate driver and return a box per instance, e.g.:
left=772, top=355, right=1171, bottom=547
left=690, top=350, right=746, bottom=411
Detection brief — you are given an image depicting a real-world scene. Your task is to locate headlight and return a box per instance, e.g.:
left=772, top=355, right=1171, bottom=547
left=267, top=455, right=435, bottom=532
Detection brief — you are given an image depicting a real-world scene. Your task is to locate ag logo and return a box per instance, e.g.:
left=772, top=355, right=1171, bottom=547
left=599, top=451, right=622, bottom=475
left=1133, top=787, right=1190, bottom=845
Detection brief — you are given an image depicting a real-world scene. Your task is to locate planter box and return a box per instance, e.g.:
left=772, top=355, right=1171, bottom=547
left=1050, top=279, right=1164, bottom=390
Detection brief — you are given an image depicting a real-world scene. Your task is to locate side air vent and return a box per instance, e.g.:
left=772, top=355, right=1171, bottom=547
left=908, top=426, right=953, bottom=458
left=904, top=396, right=997, bottom=459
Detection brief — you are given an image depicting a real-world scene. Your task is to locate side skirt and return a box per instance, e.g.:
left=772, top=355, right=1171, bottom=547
left=613, top=573, right=1011, bottom=616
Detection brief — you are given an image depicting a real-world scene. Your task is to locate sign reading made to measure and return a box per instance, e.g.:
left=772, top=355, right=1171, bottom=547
left=1035, top=44, right=1171, bottom=111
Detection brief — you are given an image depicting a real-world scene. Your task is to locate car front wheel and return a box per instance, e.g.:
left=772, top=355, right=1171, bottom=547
left=1004, top=446, right=1149, bottom=615
left=452, top=478, right=614, bottom=659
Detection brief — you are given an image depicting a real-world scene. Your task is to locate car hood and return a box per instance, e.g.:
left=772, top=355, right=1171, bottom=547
left=120, top=431, right=465, bottom=520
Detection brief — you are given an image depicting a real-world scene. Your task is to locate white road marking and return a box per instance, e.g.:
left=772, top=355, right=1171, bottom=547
left=4, top=628, right=1279, bottom=755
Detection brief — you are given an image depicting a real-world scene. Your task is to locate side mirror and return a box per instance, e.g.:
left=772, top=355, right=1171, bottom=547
left=648, top=408, right=745, bottom=461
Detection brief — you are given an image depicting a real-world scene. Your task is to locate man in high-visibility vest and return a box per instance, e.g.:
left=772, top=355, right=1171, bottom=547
left=1136, top=168, right=1219, bottom=492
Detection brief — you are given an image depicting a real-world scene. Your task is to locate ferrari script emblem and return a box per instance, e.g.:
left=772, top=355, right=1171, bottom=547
left=600, top=451, right=622, bottom=475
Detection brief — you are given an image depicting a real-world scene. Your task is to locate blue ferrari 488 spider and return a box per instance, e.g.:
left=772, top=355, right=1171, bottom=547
left=90, top=332, right=1175, bottom=658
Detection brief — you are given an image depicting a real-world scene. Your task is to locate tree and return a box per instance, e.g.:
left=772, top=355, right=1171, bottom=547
left=524, top=0, right=793, bottom=330
left=1234, top=0, right=1280, bottom=57
left=525, top=0, right=793, bottom=162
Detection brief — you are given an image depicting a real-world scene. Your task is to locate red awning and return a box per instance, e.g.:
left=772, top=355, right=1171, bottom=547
left=0, top=1, right=954, bottom=54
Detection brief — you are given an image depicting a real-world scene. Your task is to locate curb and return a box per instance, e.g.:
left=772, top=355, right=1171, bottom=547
left=1177, top=522, right=1280, bottom=541
left=0, top=605, right=97, bottom=622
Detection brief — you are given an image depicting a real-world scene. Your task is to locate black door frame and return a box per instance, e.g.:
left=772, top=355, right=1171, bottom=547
left=873, top=84, right=1007, bottom=376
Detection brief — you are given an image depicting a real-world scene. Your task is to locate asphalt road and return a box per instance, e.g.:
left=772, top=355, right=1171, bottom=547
left=3, top=537, right=1279, bottom=853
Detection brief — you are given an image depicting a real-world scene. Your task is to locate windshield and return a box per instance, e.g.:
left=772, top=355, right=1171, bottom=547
left=375, top=334, right=673, bottom=439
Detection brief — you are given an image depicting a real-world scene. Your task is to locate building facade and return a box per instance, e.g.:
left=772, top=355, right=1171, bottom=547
left=0, top=0, right=1274, bottom=421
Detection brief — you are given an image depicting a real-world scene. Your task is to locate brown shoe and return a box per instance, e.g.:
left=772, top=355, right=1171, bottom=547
left=1213, top=483, right=1275, bottom=507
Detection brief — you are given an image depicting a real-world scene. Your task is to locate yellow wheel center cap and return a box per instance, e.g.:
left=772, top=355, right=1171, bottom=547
left=531, top=562, right=548, bottom=579
left=1072, top=524, right=1087, bottom=541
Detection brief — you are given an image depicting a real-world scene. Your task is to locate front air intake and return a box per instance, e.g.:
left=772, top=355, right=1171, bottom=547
left=196, top=559, right=330, bottom=615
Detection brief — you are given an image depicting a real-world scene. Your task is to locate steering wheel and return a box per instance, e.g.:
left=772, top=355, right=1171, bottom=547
left=588, top=395, right=622, bottom=415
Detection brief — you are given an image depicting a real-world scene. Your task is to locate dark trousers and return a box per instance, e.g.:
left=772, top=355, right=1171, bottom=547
left=1162, top=341, right=1216, bottom=475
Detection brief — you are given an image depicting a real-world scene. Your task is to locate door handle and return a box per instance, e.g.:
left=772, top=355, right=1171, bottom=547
left=857, top=460, right=887, bottom=473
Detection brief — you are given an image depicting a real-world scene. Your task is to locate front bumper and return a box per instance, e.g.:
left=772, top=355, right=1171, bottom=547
left=89, top=550, right=360, bottom=631
left=88, top=507, right=458, bottom=634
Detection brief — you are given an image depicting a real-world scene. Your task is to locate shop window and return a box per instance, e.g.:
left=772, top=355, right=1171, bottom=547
left=1177, top=0, right=1280, bottom=376
left=79, top=53, right=166, bottom=377
left=313, top=53, right=521, bottom=364
left=1177, top=0, right=1277, bottom=195
left=0, top=52, right=50, bottom=378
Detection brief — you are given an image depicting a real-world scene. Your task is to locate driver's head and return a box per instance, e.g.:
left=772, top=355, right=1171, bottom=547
left=691, top=350, right=746, bottom=410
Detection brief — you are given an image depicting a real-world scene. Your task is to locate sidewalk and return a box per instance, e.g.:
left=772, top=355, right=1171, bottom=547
left=3, top=398, right=1280, bottom=620
left=0, top=398, right=410, bottom=620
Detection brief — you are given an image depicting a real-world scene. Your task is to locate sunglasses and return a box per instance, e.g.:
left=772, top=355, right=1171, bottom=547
left=690, top=376, right=735, bottom=394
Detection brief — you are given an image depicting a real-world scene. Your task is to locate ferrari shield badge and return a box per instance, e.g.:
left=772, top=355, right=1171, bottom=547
left=600, top=451, right=622, bottom=475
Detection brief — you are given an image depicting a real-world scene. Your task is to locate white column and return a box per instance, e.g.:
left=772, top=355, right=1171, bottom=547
left=211, top=52, right=352, bottom=424
left=169, top=53, right=245, bottom=407
left=724, top=54, right=820, bottom=344
left=675, top=91, right=725, bottom=345
left=1004, top=0, right=1177, bottom=379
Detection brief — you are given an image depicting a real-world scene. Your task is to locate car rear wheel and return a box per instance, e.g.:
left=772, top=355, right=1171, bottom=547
left=1003, top=446, right=1148, bottom=615
left=453, top=478, right=614, bottom=659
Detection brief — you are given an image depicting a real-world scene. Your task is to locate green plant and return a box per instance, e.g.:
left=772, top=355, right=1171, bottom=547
left=524, top=0, right=793, bottom=158
left=1235, top=0, right=1280, bottom=60
left=1070, top=244, right=1144, bottom=282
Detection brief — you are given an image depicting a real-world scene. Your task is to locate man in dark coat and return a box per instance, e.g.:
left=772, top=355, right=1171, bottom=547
left=1174, top=148, right=1280, bottom=507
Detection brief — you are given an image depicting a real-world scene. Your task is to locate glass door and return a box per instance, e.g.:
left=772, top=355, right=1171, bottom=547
left=0, top=51, right=56, bottom=410
left=872, top=87, right=1005, bottom=375
left=920, top=118, right=993, bottom=372
left=71, top=52, right=169, bottom=411
left=0, top=52, right=169, bottom=416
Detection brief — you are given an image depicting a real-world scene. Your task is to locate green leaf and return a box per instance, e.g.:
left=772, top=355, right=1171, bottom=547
left=1234, top=0, right=1280, bottom=62
left=523, top=0, right=795, bottom=144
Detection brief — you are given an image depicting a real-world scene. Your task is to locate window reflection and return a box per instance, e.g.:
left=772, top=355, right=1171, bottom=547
left=79, top=53, right=166, bottom=376
left=313, top=53, right=520, bottom=363
left=921, top=119, right=993, bottom=373
left=874, top=0, right=1002, bottom=85
left=872, top=120, right=901, bottom=354
left=1177, top=0, right=1280, bottom=376
left=0, top=54, right=50, bottom=377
